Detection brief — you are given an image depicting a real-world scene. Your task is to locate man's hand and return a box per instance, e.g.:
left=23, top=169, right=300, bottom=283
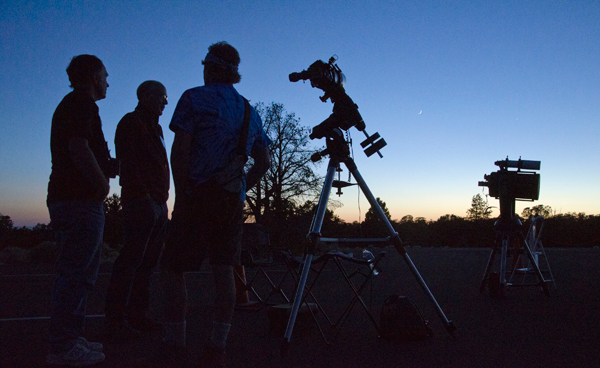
left=246, top=146, right=270, bottom=191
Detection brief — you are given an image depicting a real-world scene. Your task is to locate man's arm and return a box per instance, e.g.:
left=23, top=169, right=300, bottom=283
left=171, top=129, right=192, bottom=197
left=69, top=137, right=110, bottom=201
left=115, top=116, right=148, bottom=197
left=246, top=146, right=270, bottom=191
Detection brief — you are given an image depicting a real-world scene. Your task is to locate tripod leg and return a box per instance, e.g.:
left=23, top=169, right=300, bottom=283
left=500, top=235, right=508, bottom=285
left=494, top=234, right=508, bottom=297
left=346, top=158, right=455, bottom=334
left=396, top=246, right=455, bottom=332
left=480, top=247, right=497, bottom=293
left=282, top=161, right=337, bottom=351
left=283, top=254, right=314, bottom=340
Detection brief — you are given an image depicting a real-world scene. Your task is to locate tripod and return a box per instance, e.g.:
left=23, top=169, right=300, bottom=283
left=479, top=194, right=551, bottom=297
left=281, top=129, right=456, bottom=352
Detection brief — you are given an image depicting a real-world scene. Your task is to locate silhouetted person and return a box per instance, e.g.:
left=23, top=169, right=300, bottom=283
left=104, top=81, right=170, bottom=339
left=158, top=41, right=271, bottom=367
left=46, top=54, right=115, bottom=366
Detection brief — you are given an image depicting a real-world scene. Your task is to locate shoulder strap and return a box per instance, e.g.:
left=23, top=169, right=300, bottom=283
left=237, top=97, right=251, bottom=156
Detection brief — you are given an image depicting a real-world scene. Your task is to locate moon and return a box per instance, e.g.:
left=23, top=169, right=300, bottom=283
left=419, top=110, right=422, bottom=114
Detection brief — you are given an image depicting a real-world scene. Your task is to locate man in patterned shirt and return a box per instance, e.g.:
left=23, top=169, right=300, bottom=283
left=159, top=42, right=270, bottom=367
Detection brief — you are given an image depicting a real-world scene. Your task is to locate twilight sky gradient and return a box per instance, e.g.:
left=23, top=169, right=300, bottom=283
left=1, top=1, right=599, bottom=227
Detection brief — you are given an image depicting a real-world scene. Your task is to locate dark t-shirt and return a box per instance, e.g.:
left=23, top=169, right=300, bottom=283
left=115, top=107, right=170, bottom=203
left=47, top=90, right=112, bottom=203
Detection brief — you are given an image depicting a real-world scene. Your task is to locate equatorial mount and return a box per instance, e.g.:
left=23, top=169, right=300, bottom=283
left=289, top=56, right=387, bottom=159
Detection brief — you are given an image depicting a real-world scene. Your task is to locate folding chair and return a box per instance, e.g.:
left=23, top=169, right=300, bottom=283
left=234, top=224, right=291, bottom=310
left=277, top=249, right=386, bottom=345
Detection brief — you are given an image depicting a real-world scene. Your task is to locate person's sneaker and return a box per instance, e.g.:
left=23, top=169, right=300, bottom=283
left=105, top=319, right=142, bottom=341
left=46, top=342, right=105, bottom=367
left=77, top=337, right=103, bottom=351
left=198, top=342, right=227, bottom=368
left=128, top=315, right=163, bottom=334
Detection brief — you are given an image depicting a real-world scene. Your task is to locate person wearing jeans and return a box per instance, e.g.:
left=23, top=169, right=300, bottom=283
left=46, top=54, right=113, bottom=367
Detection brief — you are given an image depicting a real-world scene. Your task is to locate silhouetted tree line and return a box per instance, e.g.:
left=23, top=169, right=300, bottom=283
left=248, top=197, right=600, bottom=252
left=0, top=194, right=123, bottom=252
left=0, top=214, right=54, bottom=250
left=1, top=203, right=599, bottom=254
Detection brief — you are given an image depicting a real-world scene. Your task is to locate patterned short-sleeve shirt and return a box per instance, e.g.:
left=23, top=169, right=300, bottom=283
left=169, top=83, right=270, bottom=198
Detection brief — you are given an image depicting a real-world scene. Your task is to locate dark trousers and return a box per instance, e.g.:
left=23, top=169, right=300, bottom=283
left=48, top=200, right=104, bottom=351
left=105, top=197, right=168, bottom=321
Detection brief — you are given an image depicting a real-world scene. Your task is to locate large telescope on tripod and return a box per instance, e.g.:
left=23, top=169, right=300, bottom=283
left=282, top=56, right=455, bottom=355
left=478, top=157, right=550, bottom=297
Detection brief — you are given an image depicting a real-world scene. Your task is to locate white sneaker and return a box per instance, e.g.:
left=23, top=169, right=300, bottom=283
left=46, top=342, right=105, bottom=367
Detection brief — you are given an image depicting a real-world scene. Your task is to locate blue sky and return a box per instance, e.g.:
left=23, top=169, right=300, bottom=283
left=1, top=0, right=599, bottom=227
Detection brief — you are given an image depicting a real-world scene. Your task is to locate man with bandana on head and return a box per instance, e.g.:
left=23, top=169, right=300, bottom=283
left=156, top=42, right=271, bottom=368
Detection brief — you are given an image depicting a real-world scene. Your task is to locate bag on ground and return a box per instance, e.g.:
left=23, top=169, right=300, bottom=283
left=379, top=295, right=431, bottom=340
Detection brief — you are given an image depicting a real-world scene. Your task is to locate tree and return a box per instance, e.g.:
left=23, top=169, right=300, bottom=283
left=103, top=193, right=123, bottom=246
left=400, top=215, right=414, bottom=223
left=466, top=193, right=493, bottom=220
left=246, top=102, right=323, bottom=224
left=104, top=193, right=122, bottom=215
left=521, top=204, right=553, bottom=218
left=362, top=197, right=393, bottom=237
left=0, top=213, right=13, bottom=233
left=0, top=213, right=14, bottom=249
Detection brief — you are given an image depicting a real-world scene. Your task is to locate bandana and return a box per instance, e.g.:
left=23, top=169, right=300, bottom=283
left=203, top=53, right=239, bottom=72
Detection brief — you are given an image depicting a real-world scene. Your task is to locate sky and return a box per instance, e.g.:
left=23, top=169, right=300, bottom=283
left=1, top=0, right=599, bottom=227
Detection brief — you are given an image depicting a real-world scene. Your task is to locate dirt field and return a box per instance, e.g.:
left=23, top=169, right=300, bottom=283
left=1, top=246, right=599, bottom=367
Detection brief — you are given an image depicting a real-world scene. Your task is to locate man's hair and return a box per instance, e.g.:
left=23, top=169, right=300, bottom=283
left=137, top=80, right=165, bottom=101
left=66, top=54, right=105, bottom=88
left=203, top=41, right=241, bottom=84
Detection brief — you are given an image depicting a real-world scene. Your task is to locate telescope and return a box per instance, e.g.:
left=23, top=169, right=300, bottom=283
left=479, top=157, right=541, bottom=201
left=281, top=55, right=456, bottom=351
left=478, top=158, right=551, bottom=297
left=289, top=56, right=385, bottom=157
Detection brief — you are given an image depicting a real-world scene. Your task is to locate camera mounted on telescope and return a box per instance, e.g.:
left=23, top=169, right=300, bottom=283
left=289, top=56, right=346, bottom=103
left=289, top=56, right=386, bottom=159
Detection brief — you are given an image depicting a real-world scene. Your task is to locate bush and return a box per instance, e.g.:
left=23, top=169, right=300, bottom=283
left=27, top=241, right=60, bottom=264
left=0, top=241, right=122, bottom=265
left=0, top=246, right=29, bottom=264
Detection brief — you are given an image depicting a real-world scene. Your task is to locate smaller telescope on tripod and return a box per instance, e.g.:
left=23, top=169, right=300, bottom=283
left=478, top=157, right=552, bottom=297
